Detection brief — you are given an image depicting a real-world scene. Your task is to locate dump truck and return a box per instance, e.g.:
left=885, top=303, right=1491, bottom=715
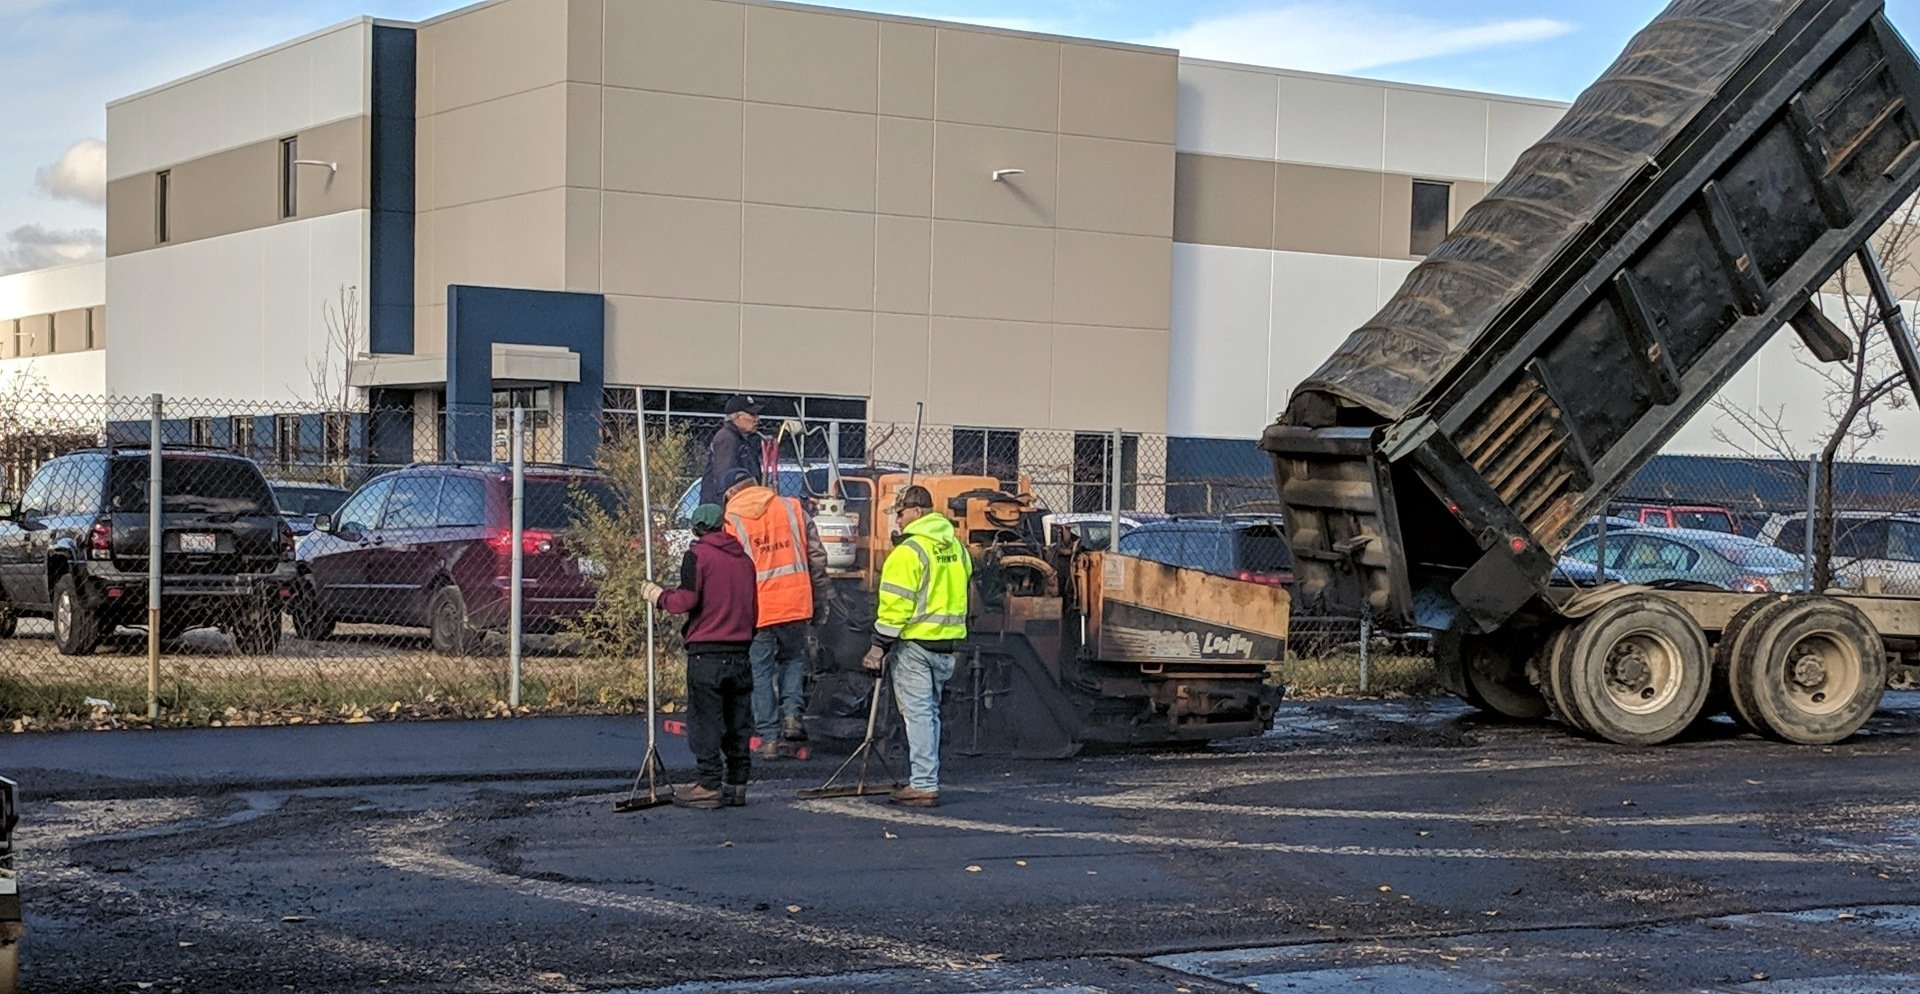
left=2, top=775, right=17, bottom=994
left=801, top=473, right=1286, bottom=757
left=1265, top=0, right=1920, bottom=745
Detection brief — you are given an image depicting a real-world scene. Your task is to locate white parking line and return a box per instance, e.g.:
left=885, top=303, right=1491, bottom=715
left=368, top=821, right=973, bottom=969
left=796, top=798, right=1904, bottom=865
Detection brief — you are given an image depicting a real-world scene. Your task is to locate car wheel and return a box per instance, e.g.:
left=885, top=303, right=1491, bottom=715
left=428, top=585, right=483, bottom=656
left=231, top=602, right=283, bottom=655
left=52, top=574, right=101, bottom=656
left=290, top=581, right=336, bottom=641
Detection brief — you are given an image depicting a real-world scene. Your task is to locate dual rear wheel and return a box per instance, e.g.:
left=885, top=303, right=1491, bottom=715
left=1455, top=593, right=1887, bottom=746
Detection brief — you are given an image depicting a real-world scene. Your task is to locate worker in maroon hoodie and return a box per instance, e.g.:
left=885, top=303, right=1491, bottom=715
left=643, top=503, right=758, bottom=809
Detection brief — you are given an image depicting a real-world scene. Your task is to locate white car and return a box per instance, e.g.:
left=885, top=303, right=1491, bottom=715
left=1756, top=510, right=1920, bottom=593
left=1042, top=512, right=1168, bottom=552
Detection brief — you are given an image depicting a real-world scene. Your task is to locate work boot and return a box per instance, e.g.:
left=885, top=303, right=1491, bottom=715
left=673, top=784, right=724, bottom=810
left=754, top=741, right=783, bottom=760
left=723, top=784, right=747, bottom=807
left=782, top=716, right=807, bottom=742
left=887, top=785, right=939, bottom=808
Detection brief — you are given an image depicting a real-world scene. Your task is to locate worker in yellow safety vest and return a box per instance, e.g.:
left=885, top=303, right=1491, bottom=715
left=860, top=485, right=970, bottom=807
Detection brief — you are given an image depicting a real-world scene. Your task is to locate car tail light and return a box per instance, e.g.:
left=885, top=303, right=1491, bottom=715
left=488, top=528, right=556, bottom=557
left=1731, top=574, right=1774, bottom=593
left=88, top=518, right=112, bottom=560
left=1235, top=569, right=1285, bottom=587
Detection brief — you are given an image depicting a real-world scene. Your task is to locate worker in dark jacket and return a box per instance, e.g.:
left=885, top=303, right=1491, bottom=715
left=698, top=395, right=765, bottom=505
left=644, top=504, right=758, bottom=809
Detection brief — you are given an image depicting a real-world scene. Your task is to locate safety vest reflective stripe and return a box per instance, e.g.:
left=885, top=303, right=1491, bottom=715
left=878, top=581, right=919, bottom=601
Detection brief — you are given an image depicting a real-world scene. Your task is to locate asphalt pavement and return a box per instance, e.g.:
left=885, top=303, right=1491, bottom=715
left=11, top=694, right=1920, bottom=994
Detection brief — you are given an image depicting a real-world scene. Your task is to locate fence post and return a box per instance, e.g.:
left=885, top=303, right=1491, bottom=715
left=1806, top=453, right=1819, bottom=572
left=1358, top=614, right=1372, bottom=694
left=147, top=393, right=163, bottom=721
left=1109, top=427, right=1123, bottom=546
left=509, top=406, right=525, bottom=708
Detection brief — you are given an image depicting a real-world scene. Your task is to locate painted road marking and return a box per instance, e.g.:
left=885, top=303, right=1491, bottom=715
left=796, top=798, right=1909, bottom=865
left=1066, top=791, right=1920, bottom=829
left=369, top=819, right=974, bottom=968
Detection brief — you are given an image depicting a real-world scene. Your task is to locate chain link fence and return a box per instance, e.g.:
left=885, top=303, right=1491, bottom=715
left=6, top=389, right=1920, bottom=726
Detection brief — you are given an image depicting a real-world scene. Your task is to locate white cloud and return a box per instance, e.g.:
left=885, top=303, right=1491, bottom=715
left=1142, top=3, right=1575, bottom=74
left=34, top=138, right=106, bottom=206
left=0, top=224, right=103, bottom=276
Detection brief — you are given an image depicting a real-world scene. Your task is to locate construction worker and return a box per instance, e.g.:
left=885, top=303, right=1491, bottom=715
left=698, top=395, right=765, bottom=505
left=861, top=485, right=970, bottom=807
left=643, top=504, right=758, bottom=809
left=722, top=467, right=832, bottom=756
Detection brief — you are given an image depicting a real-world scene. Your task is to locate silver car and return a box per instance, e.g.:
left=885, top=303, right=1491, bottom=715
left=1560, top=526, right=1810, bottom=592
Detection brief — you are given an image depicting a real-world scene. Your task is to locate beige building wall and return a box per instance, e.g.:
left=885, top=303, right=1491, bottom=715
left=411, top=0, right=1179, bottom=432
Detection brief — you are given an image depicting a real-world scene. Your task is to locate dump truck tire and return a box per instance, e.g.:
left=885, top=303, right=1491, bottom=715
left=1435, top=625, right=1549, bottom=720
left=1727, top=596, right=1885, bottom=745
left=1550, top=594, right=1709, bottom=746
left=1710, top=596, right=1794, bottom=728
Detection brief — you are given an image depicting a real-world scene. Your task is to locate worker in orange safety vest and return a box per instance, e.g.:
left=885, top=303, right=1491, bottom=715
left=721, top=467, right=833, bottom=756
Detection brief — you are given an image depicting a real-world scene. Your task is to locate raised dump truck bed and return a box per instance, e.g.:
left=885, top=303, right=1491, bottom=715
left=1267, top=0, right=1920, bottom=634
left=1263, top=0, right=1920, bottom=746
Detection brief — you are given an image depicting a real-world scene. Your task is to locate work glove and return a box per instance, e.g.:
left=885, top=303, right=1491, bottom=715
left=812, top=589, right=838, bottom=626
left=861, top=645, right=886, bottom=674
left=640, top=580, right=665, bottom=605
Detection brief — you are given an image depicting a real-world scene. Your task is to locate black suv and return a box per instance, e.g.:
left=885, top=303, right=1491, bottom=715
left=0, top=448, right=297, bottom=655
left=294, top=463, right=616, bottom=654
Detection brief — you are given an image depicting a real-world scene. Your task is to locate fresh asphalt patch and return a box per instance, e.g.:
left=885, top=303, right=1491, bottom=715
left=12, top=693, right=1920, bottom=993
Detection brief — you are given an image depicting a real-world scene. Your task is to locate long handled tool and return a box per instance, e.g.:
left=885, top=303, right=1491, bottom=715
left=796, top=402, right=926, bottom=800
left=615, top=416, right=673, bottom=813
left=795, top=660, right=900, bottom=798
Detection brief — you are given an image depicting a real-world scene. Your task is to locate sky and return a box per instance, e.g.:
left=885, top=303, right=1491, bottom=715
left=5, top=0, right=1920, bottom=276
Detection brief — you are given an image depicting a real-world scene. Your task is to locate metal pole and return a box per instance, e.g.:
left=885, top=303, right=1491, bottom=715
left=637, top=405, right=658, bottom=756
left=1110, top=427, right=1123, bottom=550
left=1358, top=614, right=1373, bottom=694
left=1594, top=515, right=1607, bottom=587
left=905, top=401, right=925, bottom=491
left=509, top=407, right=525, bottom=708
left=147, top=394, right=163, bottom=721
left=827, top=421, right=842, bottom=497
left=1806, top=452, right=1819, bottom=573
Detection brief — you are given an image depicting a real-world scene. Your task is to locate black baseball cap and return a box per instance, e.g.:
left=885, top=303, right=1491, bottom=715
left=724, top=394, right=763, bottom=415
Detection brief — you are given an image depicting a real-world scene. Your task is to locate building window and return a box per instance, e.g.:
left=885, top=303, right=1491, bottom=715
left=231, top=416, right=255, bottom=456
left=1410, top=180, right=1452, bottom=256
left=155, top=170, right=171, bottom=244
left=600, top=387, right=640, bottom=445
left=188, top=418, right=213, bottom=446
left=1071, top=432, right=1138, bottom=513
left=280, top=136, right=299, bottom=219
left=493, top=386, right=556, bottom=461
left=953, top=428, right=1021, bottom=487
left=274, top=414, right=302, bottom=468
left=323, top=412, right=351, bottom=463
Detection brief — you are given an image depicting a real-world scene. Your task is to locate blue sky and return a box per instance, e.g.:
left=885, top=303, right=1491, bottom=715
left=5, top=0, right=1919, bottom=274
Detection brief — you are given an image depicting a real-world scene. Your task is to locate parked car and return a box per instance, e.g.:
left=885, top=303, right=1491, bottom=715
left=1568, top=515, right=1643, bottom=546
left=1608, top=501, right=1738, bottom=533
left=293, top=463, right=618, bottom=654
left=1115, top=517, right=1293, bottom=586
left=0, top=447, right=297, bottom=654
left=1756, top=510, right=1920, bottom=593
left=1042, top=511, right=1170, bottom=552
left=269, top=481, right=349, bottom=536
left=1559, top=526, right=1810, bottom=592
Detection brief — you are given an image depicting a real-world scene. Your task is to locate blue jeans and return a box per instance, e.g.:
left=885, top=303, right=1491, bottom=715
left=888, top=641, right=955, bottom=792
left=750, top=622, right=808, bottom=739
